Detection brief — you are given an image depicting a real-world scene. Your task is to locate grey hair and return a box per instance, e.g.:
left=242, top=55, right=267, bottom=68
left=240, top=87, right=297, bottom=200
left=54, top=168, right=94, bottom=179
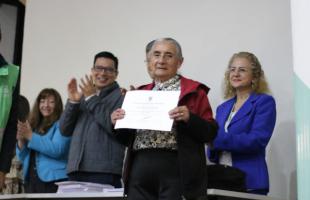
left=145, top=40, right=155, bottom=62
left=147, top=37, right=183, bottom=59
left=145, top=40, right=155, bottom=54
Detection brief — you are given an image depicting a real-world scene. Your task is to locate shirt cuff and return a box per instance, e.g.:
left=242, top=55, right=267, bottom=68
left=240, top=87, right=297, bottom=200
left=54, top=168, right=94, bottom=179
left=85, top=94, right=96, bottom=101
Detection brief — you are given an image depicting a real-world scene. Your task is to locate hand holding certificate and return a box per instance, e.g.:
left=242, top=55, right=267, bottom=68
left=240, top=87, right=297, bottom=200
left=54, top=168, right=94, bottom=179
left=114, top=90, right=180, bottom=131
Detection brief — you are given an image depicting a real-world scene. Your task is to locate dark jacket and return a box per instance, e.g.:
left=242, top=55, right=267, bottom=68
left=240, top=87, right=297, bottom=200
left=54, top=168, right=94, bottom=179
left=116, top=76, right=218, bottom=199
left=60, top=82, right=125, bottom=176
left=0, top=54, right=19, bottom=173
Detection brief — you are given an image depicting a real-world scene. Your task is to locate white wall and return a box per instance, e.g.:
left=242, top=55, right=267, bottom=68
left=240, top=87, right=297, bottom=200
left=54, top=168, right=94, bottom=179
left=0, top=4, right=17, bottom=63
left=21, top=0, right=295, bottom=199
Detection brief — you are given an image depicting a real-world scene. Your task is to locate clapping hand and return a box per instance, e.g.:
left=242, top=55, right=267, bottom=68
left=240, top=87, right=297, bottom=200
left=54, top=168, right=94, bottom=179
left=17, top=120, right=32, bottom=140
left=68, top=78, right=83, bottom=102
left=17, top=120, right=32, bottom=149
left=79, top=74, right=96, bottom=97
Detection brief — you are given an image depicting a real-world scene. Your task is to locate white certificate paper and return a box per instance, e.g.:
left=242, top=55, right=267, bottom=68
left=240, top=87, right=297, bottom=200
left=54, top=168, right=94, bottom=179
left=115, top=90, right=180, bottom=131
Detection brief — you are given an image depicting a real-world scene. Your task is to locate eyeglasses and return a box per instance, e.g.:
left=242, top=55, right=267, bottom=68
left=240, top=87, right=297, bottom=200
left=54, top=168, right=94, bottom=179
left=93, top=66, right=116, bottom=74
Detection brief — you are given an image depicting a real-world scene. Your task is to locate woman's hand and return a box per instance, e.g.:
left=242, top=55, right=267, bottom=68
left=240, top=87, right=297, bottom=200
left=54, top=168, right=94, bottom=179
left=169, top=106, right=190, bottom=122
left=17, top=120, right=32, bottom=140
left=111, top=108, right=125, bottom=125
left=17, top=120, right=32, bottom=149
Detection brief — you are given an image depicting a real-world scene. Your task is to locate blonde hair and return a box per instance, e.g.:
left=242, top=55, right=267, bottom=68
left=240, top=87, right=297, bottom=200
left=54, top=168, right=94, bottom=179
left=223, top=52, right=270, bottom=99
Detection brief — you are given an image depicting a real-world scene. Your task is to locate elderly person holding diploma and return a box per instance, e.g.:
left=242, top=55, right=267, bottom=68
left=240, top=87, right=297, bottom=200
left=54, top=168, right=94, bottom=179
left=111, top=38, right=218, bottom=200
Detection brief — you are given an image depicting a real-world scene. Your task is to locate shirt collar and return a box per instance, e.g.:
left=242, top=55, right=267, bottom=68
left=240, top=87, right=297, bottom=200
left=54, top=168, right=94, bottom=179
left=154, top=74, right=180, bottom=90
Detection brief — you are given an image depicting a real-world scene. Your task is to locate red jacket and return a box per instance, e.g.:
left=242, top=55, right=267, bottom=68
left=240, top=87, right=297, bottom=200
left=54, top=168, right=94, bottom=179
left=117, top=76, right=218, bottom=198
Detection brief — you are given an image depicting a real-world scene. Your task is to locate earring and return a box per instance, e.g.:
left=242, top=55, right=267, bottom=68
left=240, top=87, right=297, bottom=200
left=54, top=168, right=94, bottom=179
left=251, top=81, right=256, bottom=89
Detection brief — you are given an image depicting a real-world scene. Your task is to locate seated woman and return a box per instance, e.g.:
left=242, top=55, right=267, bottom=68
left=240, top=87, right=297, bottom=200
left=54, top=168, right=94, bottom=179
left=16, top=88, right=71, bottom=193
left=208, top=52, right=276, bottom=195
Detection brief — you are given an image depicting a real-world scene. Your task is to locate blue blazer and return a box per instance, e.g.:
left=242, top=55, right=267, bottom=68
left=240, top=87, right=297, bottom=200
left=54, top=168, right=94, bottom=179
left=208, top=93, right=276, bottom=191
left=16, top=121, right=71, bottom=182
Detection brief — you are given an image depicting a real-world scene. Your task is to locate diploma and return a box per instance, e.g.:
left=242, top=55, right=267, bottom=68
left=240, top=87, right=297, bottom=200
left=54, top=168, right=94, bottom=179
left=115, top=90, right=180, bottom=131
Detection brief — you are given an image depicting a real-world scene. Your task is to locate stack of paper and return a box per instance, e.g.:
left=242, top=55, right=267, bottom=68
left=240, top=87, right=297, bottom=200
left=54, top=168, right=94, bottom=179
left=56, top=181, right=114, bottom=193
left=103, top=188, right=124, bottom=196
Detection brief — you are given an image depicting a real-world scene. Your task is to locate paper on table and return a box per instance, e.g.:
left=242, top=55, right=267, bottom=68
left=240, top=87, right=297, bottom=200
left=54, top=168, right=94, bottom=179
left=115, top=90, right=180, bottom=131
left=55, top=181, right=114, bottom=193
left=102, top=188, right=124, bottom=196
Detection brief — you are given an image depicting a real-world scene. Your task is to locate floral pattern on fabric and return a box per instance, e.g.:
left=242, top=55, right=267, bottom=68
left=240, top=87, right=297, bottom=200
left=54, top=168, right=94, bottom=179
left=133, top=75, right=181, bottom=151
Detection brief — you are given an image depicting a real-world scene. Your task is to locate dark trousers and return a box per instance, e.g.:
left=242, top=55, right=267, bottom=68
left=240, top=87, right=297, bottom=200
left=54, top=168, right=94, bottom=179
left=24, top=173, right=62, bottom=193
left=128, top=149, right=183, bottom=200
left=25, top=151, right=65, bottom=193
left=68, top=171, right=122, bottom=188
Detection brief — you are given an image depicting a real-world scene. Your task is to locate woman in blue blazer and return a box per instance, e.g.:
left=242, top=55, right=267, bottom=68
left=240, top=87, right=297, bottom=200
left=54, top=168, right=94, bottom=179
left=208, top=52, right=276, bottom=195
left=16, top=88, right=71, bottom=193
